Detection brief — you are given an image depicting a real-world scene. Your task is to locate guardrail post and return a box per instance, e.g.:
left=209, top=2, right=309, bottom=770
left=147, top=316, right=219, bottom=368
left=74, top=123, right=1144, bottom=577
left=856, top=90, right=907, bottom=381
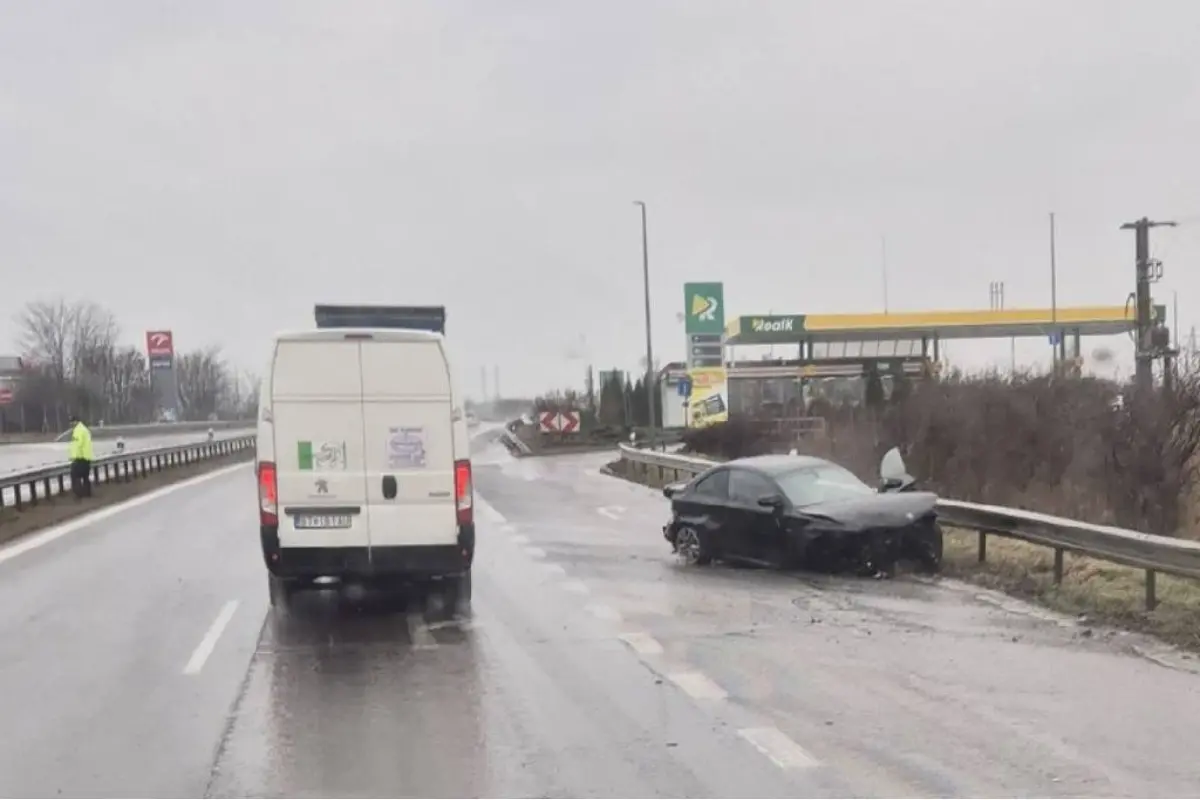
left=977, top=532, right=987, bottom=563
left=1053, top=548, right=1064, bottom=584
left=1145, top=570, right=1158, bottom=611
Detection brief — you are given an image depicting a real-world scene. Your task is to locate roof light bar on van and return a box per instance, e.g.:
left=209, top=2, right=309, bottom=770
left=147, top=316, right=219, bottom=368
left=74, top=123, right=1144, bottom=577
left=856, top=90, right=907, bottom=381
left=258, top=461, right=278, bottom=526
left=454, top=459, right=473, bottom=526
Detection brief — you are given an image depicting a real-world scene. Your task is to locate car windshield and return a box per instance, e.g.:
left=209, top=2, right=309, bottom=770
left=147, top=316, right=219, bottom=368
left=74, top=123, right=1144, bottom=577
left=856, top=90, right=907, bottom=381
left=775, top=464, right=874, bottom=507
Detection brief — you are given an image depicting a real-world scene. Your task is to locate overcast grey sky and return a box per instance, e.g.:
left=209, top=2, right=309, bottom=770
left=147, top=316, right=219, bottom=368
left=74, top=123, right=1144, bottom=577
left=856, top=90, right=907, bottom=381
left=4, top=0, right=1200, bottom=394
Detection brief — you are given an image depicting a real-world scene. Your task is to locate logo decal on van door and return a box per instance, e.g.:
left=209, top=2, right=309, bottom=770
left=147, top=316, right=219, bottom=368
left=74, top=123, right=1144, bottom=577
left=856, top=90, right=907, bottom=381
left=386, top=426, right=427, bottom=469
left=297, top=440, right=348, bottom=471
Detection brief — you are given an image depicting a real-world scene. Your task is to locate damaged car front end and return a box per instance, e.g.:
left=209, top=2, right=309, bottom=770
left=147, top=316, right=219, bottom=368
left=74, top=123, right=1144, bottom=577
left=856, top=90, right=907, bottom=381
left=659, top=447, right=944, bottom=576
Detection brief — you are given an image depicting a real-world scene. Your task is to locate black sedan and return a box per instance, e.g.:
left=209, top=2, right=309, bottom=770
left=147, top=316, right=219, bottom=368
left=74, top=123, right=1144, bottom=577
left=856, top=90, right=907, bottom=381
left=661, top=448, right=942, bottom=576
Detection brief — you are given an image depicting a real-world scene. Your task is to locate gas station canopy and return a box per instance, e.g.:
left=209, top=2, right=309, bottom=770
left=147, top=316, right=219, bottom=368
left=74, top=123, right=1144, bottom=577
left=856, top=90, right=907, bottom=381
left=723, top=306, right=1136, bottom=345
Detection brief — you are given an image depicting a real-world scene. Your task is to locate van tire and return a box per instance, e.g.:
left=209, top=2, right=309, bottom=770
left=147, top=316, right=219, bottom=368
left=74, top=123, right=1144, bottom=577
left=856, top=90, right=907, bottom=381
left=268, top=573, right=295, bottom=610
left=444, top=569, right=472, bottom=617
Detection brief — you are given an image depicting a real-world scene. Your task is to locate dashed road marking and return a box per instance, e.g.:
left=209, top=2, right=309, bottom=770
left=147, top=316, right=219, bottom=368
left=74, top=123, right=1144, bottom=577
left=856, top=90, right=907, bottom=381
left=561, top=579, right=590, bottom=594
left=586, top=603, right=623, bottom=622
left=737, top=726, right=820, bottom=769
left=524, top=546, right=547, bottom=559
left=512, top=534, right=531, bottom=545
left=618, top=631, right=664, bottom=655
left=667, top=670, right=728, bottom=701
left=540, top=563, right=567, bottom=577
left=406, top=612, right=439, bottom=650
left=183, top=600, right=240, bottom=675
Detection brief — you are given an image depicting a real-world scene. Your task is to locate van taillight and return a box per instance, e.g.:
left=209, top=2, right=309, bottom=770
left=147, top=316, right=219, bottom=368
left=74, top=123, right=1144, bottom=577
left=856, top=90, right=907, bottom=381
left=454, top=459, right=473, bottom=526
left=258, top=461, right=278, bottom=526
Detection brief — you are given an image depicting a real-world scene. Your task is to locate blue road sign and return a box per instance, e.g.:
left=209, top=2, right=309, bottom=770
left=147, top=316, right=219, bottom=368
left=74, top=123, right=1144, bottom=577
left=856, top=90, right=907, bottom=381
left=678, top=377, right=693, bottom=398
left=1049, top=331, right=1062, bottom=346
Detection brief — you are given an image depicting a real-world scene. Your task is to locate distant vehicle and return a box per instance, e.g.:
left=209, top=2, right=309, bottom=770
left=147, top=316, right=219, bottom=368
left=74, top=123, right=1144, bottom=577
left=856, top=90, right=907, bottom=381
left=255, top=314, right=473, bottom=614
left=661, top=447, right=941, bottom=577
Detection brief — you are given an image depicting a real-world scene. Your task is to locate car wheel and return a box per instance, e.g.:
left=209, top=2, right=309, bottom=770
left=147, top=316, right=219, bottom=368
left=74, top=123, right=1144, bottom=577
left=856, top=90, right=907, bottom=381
left=268, top=572, right=295, bottom=610
left=674, top=526, right=712, bottom=566
left=442, top=569, right=473, bottom=617
left=916, top=522, right=944, bottom=573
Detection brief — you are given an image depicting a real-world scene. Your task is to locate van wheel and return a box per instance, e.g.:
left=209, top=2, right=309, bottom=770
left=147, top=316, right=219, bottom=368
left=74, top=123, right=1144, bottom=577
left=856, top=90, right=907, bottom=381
left=443, top=569, right=472, bottom=617
left=268, top=573, right=295, bottom=610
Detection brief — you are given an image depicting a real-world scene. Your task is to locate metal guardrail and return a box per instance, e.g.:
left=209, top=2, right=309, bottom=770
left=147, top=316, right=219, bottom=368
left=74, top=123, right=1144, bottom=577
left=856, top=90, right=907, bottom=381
left=616, top=443, right=1200, bottom=610
left=0, top=435, right=256, bottom=513
left=47, top=419, right=254, bottom=443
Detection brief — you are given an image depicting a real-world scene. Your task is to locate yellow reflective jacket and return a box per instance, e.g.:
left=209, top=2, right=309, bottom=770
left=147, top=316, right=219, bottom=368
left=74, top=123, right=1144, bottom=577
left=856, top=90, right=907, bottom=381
left=69, top=422, right=94, bottom=461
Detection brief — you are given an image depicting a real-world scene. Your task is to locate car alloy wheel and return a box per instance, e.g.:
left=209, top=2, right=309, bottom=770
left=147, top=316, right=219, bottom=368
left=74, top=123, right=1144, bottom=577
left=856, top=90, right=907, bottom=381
left=675, top=526, right=703, bottom=564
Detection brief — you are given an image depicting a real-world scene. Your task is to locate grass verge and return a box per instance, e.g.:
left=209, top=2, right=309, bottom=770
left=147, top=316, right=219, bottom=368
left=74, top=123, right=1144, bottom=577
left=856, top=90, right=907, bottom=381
left=942, top=528, right=1200, bottom=652
left=0, top=450, right=252, bottom=547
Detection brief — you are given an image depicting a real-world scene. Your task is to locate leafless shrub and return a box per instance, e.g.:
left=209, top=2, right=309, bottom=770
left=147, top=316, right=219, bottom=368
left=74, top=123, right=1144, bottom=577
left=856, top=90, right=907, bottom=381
left=691, top=365, right=1200, bottom=539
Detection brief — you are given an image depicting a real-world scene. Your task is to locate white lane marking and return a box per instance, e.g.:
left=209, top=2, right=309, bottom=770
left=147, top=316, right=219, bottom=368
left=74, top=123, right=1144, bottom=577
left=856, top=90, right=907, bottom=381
left=618, top=631, right=664, bottom=655
left=667, top=670, right=728, bottom=701
left=737, top=726, right=820, bottom=769
left=540, top=563, right=567, bottom=577
left=512, top=534, right=531, bottom=545
left=183, top=600, right=240, bottom=675
left=562, top=579, right=590, bottom=594
left=585, top=603, right=623, bottom=622
left=596, top=505, right=625, bottom=520
left=524, top=546, right=547, bottom=559
left=406, top=612, right=439, bottom=650
left=0, top=462, right=250, bottom=568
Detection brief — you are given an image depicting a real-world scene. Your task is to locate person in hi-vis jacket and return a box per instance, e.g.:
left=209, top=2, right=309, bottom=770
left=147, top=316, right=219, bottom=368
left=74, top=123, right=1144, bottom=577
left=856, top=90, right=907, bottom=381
left=68, top=414, right=94, bottom=499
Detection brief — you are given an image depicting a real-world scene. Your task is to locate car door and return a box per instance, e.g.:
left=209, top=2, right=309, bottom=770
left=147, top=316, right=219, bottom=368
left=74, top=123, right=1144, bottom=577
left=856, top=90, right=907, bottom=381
left=679, top=468, right=731, bottom=553
left=726, top=468, right=785, bottom=564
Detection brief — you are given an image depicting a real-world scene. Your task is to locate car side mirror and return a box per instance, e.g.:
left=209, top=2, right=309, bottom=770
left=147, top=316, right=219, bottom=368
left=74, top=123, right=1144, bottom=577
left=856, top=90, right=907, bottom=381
left=757, top=493, right=785, bottom=510
left=663, top=481, right=687, bottom=499
left=879, top=446, right=914, bottom=491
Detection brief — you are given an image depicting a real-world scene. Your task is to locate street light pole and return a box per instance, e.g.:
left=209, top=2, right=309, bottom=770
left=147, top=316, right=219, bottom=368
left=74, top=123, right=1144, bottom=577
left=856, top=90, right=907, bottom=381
left=634, top=200, right=658, bottom=450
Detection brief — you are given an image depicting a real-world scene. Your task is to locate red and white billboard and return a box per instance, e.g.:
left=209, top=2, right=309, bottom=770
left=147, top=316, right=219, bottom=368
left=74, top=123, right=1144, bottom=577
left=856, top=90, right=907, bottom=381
left=146, top=330, right=174, bottom=358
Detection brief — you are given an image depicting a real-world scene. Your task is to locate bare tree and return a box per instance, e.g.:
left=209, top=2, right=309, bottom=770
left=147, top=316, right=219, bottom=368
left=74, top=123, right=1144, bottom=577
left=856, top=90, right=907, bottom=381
left=176, top=347, right=230, bottom=420
left=16, top=298, right=75, bottom=383
left=5, top=296, right=246, bottom=434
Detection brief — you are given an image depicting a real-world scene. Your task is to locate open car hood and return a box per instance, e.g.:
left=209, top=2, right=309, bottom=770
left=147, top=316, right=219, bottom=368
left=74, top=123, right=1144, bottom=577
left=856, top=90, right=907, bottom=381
left=794, top=491, right=937, bottom=529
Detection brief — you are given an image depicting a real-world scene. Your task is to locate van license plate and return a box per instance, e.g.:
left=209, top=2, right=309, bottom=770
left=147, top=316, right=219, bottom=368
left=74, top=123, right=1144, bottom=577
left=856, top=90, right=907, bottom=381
left=294, top=514, right=353, bottom=530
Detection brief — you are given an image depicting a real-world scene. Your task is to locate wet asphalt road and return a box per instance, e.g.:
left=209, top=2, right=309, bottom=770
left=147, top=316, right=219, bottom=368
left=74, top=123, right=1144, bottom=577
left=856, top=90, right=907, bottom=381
left=1, top=434, right=1199, bottom=797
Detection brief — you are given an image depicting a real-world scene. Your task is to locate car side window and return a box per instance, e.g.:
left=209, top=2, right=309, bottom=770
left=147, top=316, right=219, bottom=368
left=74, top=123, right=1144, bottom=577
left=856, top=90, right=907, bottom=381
left=692, top=469, right=729, bottom=499
left=728, top=470, right=776, bottom=504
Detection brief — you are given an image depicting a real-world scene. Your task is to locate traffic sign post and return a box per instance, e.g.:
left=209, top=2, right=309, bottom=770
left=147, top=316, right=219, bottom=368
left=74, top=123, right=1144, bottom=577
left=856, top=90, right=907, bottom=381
left=0, top=388, right=12, bottom=405
left=677, top=377, right=693, bottom=398
left=537, top=410, right=581, bottom=435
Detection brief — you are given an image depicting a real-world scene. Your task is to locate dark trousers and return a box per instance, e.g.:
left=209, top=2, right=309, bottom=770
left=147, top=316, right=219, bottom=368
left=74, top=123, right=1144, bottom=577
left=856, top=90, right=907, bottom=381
left=70, top=459, right=93, bottom=499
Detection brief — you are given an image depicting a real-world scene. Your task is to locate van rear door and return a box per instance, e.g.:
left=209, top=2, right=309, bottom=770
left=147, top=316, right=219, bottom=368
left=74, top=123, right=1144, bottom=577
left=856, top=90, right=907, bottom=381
left=270, top=337, right=370, bottom=551
left=359, top=337, right=459, bottom=548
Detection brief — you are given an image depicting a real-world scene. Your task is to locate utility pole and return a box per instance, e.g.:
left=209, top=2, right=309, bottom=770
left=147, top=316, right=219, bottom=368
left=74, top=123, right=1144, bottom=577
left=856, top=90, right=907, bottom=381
left=634, top=200, right=658, bottom=449
left=1120, top=217, right=1176, bottom=392
left=881, top=234, right=890, bottom=313
left=480, top=366, right=488, bottom=402
left=493, top=365, right=500, bottom=400
left=1049, top=212, right=1059, bottom=368
left=989, top=281, right=1014, bottom=373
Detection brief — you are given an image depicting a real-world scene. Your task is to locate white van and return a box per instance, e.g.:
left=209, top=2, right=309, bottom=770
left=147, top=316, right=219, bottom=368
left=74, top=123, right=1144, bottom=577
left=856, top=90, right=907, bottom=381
left=254, top=327, right=474, bottom=612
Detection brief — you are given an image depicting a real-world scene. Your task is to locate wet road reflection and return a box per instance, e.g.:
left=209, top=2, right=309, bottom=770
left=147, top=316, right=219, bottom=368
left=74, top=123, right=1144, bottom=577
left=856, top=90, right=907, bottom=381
left=208, top=586, right=493, bottom=798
